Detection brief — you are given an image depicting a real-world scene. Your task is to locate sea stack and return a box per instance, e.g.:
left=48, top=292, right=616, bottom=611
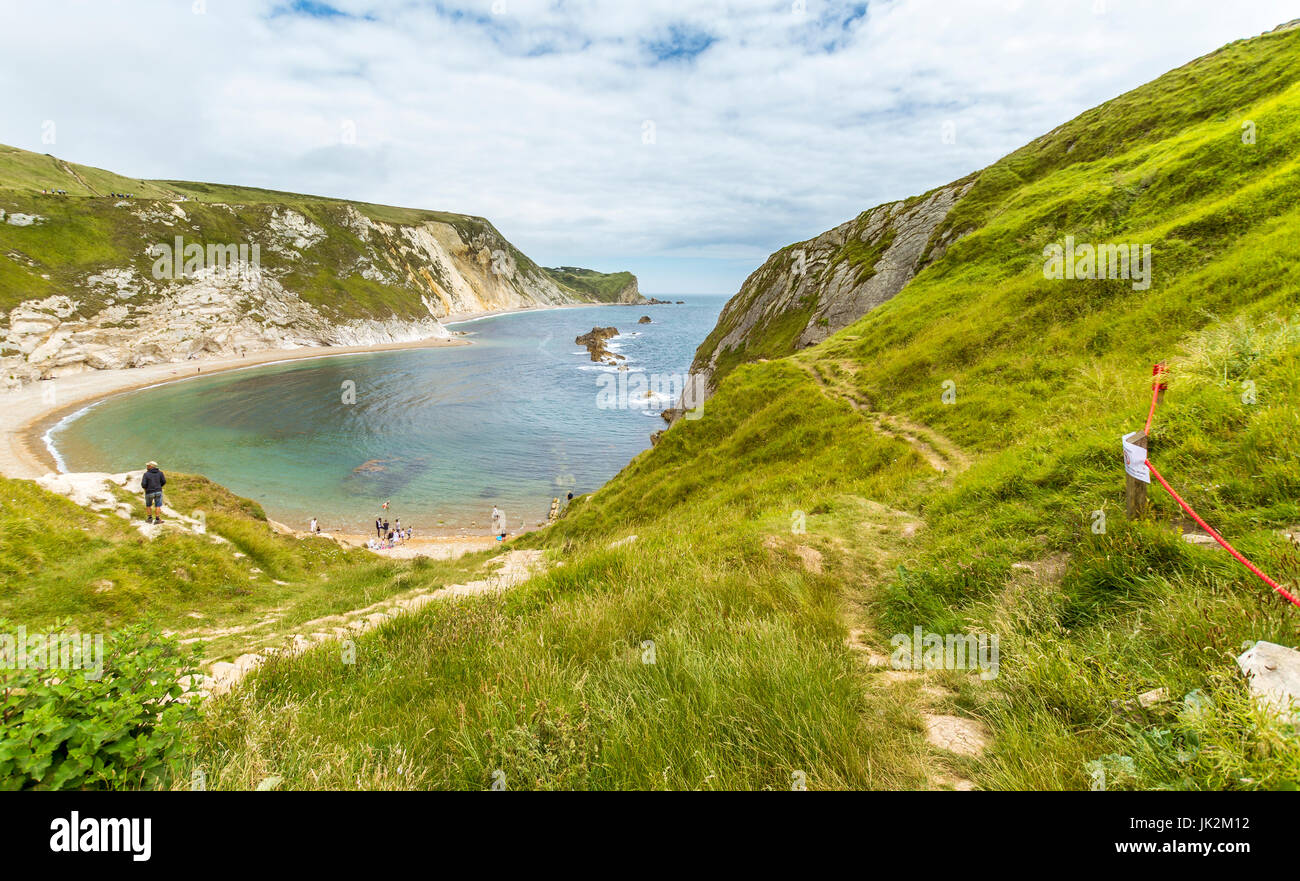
left=575, top=327, right=624, bottom=364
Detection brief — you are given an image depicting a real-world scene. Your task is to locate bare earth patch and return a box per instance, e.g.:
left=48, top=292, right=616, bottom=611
left=923, top=714, right=990, bottom=758
left=762, top=534, right=824, bottom=573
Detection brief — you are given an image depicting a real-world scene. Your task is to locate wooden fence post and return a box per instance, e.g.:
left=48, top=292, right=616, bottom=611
left=1124, top=430, right=1148, bottom=519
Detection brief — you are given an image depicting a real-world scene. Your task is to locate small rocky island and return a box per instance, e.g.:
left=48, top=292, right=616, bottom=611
left=575, top=326, right=625, bottom=365
left=637, top=315, right=652, bottom=324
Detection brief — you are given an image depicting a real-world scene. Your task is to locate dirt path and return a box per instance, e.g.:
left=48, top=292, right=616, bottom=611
left=187, top=549, right=546, bottom=696
left=59, top=160, right=100, bottom=195
left=844, top=628, right=989, bottom=790
left=797, top=359, right=972, bottom=474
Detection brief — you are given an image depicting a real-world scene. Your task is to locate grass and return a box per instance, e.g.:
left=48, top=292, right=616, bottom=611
left=0, top=143, right=176, bottom=199
left=186, top=364, right=940, bottom=789
left=0, top=473, right=500, bottom=661
left=542, top=266, right=640, bottom=303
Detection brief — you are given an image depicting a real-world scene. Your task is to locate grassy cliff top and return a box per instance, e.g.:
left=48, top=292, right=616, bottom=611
left=0, top=144, right=475, bottom=225
left=542, top=266, right=639, bottom=303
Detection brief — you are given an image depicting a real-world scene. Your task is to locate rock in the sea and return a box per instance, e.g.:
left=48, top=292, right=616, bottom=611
left=575, top=326, right=624, bottom=364
left=637, top=315, right=652, bottom=324
left=1237, top=640, right=1300, bottom=721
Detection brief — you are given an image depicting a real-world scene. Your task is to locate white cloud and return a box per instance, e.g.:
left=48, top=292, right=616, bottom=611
left=0, top=0, right=1294, bottom=293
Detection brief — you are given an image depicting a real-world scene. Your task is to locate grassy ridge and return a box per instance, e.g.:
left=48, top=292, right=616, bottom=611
left=0, top=144, right=176, bottom=198
left=0, top=474, right=495, bottom=662
left=542, top=266, right=640, bottom=303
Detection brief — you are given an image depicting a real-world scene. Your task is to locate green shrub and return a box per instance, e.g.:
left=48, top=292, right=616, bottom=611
left=0, top=620, right=201, bottom=790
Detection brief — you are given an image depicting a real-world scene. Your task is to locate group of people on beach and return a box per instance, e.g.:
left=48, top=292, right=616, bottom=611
left=369, top=514, right=412, bottom=550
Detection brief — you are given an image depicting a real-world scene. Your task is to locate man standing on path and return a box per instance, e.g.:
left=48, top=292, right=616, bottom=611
left=142, top=461, right=167, bottom=524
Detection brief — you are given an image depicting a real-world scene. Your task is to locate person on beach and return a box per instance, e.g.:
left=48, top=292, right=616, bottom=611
left=375, top=516, right=383, bottom=539
left=491, top=505, right=506, bottom=541
left=310, top=517, right=319, bottom=534
left=141, top=461, right=166, bottom=524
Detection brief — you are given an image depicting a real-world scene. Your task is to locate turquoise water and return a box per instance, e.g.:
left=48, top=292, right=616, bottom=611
left=50, top=297, right=727, bottom=534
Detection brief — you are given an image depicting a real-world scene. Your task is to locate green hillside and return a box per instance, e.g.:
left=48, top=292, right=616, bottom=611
left=542, top=266, right=640, bottom=303
left=688, top=22, right=1300, bottom=393
left=0, top=144, right=635, bottom=321
left=5, top=26, right=1300, bottom=790
left=0, top=144, right=177, bottom=199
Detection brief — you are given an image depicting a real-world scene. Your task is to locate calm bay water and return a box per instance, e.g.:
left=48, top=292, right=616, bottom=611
left=50, top=296, right=726, bottom=534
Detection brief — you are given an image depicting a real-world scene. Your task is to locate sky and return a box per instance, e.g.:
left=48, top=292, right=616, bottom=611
left=1, top=1, right=1295, bottom=294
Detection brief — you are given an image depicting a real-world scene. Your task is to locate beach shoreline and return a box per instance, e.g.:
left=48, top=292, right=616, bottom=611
left=3, top=334, right=472, bottom=480
left=442, top=300, right=622, bottom=326
left=3, top=299, right=630, bottom=482
left=331, top=530, right=533, bottom=558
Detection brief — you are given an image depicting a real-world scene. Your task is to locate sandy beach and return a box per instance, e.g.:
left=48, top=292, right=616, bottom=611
left=331, top=532, right=509, bottom=559
left=441, top=300, right=619, bottom=325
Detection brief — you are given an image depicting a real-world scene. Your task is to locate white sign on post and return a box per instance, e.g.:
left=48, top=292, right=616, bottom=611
left=1122, top=434, right=1149, bottom=483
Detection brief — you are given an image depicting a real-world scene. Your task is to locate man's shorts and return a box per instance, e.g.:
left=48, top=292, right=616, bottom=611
left=145, top=491, right=163, bottom=507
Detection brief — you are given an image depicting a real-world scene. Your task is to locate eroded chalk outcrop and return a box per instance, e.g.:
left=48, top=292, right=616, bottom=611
left=680, top=177, right=974, bottom=408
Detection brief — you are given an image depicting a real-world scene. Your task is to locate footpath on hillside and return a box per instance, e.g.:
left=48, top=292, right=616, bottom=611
left=795, top=359, right=971, bottom=473
left=33, top=470, right=548, bottom=698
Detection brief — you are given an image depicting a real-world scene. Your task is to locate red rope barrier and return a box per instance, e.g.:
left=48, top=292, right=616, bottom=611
left=1143, top=364, right=1167, bottom=435
left=1136, top=362, right=1296, bottom=609
left=1144, top=459, right=1300, bottom=609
